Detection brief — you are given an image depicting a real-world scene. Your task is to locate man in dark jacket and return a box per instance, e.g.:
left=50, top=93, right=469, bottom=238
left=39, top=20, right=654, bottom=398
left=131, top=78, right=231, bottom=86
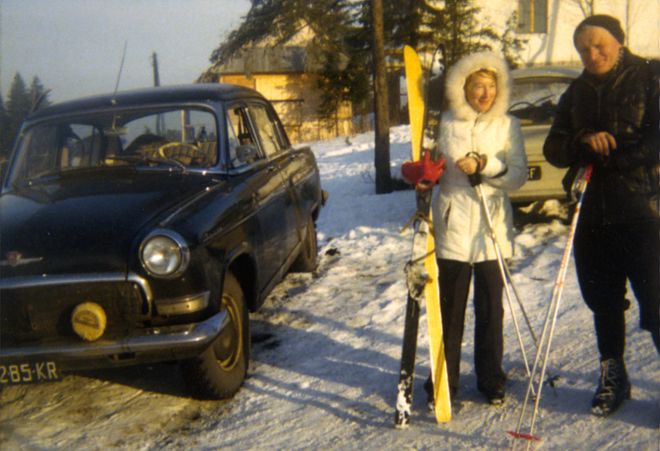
left=543, top=14, right=659, bottom=417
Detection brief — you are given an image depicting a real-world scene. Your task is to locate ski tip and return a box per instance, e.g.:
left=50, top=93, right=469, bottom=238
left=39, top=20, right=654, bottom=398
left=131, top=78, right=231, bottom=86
left=507, top=431, right=542, bottom=442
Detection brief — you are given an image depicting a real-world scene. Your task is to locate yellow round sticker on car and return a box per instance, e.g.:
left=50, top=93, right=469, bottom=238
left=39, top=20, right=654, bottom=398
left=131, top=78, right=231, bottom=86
left=71, top=302, right=107, bottom=341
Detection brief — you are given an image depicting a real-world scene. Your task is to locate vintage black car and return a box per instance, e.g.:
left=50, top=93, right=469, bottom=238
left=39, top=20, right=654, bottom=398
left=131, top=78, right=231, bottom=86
left=0, top=84, right=325, bottom=399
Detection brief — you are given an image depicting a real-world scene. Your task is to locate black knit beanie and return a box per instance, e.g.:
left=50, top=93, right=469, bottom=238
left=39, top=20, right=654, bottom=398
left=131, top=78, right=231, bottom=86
left=573, top=14, right=625, bottom=45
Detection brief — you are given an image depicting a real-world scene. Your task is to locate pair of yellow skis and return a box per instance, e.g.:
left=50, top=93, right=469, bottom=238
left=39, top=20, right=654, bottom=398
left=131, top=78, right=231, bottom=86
left=395, top=45, right=451, bottom=426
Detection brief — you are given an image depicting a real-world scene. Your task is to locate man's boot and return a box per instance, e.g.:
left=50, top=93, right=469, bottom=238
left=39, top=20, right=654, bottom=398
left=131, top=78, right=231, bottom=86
left=591, top=358, right=631, bottom=416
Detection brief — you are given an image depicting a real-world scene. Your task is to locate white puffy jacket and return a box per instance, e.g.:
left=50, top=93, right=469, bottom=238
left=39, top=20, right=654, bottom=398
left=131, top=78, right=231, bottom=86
left=432, top=52, right=528, bottom=263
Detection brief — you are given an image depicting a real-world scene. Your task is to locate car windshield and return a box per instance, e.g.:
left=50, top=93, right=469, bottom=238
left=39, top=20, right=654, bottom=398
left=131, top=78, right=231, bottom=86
left=509, top=77, right=573, bottom=126
left=8, top=107, right=218, bottom=187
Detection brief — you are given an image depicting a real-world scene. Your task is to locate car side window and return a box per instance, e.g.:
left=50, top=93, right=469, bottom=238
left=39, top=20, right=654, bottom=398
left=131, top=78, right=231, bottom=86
left=226, top=105, right=262, bottom=169
left=61, top=124, right=103, bottom=168
left=248, top=103, right=286, bottom=157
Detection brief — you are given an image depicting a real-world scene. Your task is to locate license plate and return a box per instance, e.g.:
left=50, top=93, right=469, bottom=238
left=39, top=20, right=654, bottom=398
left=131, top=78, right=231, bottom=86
left=0, top=361, right=61, bottom=385
left=528, top=165, right=542, bottom=181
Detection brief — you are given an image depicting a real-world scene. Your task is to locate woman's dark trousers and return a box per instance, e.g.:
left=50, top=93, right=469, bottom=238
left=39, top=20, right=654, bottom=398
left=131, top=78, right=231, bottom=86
left=437, top=259, right=506, bottom=396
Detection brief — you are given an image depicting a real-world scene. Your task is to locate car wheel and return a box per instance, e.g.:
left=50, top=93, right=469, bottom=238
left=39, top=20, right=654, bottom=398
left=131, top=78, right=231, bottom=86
left=180, top=272, right=249, bottom=399
left=291, top=215, right=318, bottom=272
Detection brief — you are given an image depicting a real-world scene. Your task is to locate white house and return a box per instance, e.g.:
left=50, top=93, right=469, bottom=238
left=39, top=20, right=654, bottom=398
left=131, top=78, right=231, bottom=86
left=479, top=0, right=659, bottom=65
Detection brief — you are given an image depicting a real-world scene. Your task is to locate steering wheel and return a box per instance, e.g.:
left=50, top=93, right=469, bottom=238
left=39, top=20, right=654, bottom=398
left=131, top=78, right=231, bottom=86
left=158, top=142, right=199, bottom=162
left=508, top=100, right=535, bottom=112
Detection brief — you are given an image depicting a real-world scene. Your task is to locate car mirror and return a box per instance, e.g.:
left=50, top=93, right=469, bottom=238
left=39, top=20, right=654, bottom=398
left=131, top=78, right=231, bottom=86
left=103, top=126, right=128, bottom=137
left=236, top=144, right=259, bottom=164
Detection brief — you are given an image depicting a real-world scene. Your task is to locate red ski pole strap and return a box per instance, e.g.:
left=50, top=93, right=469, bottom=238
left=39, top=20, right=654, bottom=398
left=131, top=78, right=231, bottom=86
left=583, top=164, right=593, bottom=182
left=507, top=431, right=542, bottom=442
left=401, top=153, right=446, bottom=191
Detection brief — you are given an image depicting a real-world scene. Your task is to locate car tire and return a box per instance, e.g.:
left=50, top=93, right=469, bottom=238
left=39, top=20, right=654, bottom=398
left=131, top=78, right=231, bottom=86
left=291, top=215, right=318, bottom=272
left=180, top=272, right=249, bottom=399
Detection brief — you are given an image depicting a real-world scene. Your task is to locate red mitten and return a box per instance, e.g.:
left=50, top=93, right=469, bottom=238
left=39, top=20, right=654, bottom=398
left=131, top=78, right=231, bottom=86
left=401, top=152, right=445, bottom=191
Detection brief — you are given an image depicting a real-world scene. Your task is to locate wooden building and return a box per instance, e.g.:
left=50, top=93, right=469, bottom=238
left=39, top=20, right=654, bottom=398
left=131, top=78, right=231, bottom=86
left=204, top=45, right=353, bottom=144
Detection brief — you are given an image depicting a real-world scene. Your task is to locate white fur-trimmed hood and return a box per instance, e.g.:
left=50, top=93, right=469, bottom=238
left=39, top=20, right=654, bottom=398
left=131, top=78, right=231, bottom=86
left=445, top=51, right=512, bottom=122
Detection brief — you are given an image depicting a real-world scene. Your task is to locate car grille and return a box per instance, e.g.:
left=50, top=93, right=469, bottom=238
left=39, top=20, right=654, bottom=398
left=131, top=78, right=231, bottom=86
left=0, top=281, right=149, bottom=346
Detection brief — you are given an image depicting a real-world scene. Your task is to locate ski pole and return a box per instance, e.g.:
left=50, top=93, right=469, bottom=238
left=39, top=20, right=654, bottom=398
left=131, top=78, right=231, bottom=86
left=498, top=250, right=538, bottom=346
left=472, top=181, right=538, bottom=346
left=509, top=165, right=593, bottom=448
left=473, top=181, right=535, bottom=383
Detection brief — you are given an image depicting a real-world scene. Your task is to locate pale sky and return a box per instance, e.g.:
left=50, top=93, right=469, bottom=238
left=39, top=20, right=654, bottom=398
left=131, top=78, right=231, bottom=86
left=1, top=0, right=252, bottom=103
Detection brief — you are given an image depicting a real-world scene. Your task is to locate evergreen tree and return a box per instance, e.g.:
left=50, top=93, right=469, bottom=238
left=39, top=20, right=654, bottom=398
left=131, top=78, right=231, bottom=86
left=209, top=0, right=355, bottom=66
left=5, top=73, right=32, bottom=156
left=501, top=12, right=526, bottom=68
left=314, top=1, right=371, bottom=120
left=419, top=0, right=524, bottom=67
left=0, top=94, right=9, bottom=160
left=1, top=74, right=52, bottom=162
left=28, top=76, right=51, bottom=112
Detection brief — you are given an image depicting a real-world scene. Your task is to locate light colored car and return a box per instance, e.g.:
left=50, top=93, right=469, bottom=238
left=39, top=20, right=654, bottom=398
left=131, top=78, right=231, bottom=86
left=508, top=66, right=581, bottom=203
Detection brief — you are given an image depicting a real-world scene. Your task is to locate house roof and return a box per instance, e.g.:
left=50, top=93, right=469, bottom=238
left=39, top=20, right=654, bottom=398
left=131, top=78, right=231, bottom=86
left=214, top=46, right=324, bottom=75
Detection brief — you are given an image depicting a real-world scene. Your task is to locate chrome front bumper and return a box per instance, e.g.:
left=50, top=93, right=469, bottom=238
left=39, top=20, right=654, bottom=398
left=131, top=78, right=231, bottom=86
left=0, top=310, right=229, bottom=366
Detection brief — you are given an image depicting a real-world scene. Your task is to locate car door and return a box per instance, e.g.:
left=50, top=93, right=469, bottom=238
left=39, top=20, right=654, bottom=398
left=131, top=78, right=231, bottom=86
left=262, top=104, right=319, bottom=228
left=226, top=103, right=289, bottom=286
left=245, top=101, right=303, bottom=265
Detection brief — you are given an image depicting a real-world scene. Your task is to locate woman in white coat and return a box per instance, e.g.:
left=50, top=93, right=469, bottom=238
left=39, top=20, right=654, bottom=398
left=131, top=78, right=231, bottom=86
left=429, top=51, right=527, bottom=406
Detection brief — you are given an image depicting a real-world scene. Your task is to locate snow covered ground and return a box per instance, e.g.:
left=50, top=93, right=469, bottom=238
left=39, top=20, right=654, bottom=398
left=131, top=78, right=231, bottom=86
left=1, top=126, right=658, bottom=450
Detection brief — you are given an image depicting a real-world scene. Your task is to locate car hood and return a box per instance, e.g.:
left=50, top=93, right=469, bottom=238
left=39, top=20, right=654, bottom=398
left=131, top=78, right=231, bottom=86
left=0, top=169, right=221, bottom=278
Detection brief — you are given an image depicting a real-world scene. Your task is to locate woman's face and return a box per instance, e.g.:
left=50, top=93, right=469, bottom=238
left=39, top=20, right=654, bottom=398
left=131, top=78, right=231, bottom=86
left=464, top=72, right=497, bottom=113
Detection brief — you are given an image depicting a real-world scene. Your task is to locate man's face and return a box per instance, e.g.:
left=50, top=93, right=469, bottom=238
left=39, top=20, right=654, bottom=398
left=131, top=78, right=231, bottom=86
left=575, top=26, right=622, bottom=76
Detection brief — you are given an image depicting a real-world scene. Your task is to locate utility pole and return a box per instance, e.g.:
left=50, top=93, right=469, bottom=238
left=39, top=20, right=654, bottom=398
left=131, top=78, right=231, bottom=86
left=152, top=52, right=164, bottom=135
left=151, top=52, right=161, bottom=87
left=372, top=0, right=392, bottom=194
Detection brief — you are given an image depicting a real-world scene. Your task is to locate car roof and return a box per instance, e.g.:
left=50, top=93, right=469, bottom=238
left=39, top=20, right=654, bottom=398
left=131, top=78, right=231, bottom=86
left=512, top=66, right=582, bottom=80
left=27, top=83, right=265, bottom=121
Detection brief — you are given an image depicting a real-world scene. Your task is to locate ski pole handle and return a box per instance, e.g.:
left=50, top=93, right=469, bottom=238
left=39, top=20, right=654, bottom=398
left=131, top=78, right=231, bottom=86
left=576, top=164, right=593, bottom=195
left=570, top=164, right=594, bottom=201
left=468, top=173, right=482, bottom=186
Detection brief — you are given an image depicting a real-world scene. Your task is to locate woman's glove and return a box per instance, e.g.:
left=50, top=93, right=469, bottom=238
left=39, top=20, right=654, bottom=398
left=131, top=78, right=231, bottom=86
left=457, top=152, right=487, bottom=186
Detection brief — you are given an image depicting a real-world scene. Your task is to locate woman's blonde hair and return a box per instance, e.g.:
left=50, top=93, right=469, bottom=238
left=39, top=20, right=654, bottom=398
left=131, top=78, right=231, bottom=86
left=464, top=68, right=498, bottom=89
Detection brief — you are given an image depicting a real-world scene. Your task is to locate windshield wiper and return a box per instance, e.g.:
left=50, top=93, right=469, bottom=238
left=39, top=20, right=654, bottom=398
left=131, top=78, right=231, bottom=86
left=21, top=170, right=63, bottom=186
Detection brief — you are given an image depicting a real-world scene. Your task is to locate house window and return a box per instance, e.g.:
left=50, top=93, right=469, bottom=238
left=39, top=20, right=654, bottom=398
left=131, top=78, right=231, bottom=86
left=518, top=0, right=548, bottom=33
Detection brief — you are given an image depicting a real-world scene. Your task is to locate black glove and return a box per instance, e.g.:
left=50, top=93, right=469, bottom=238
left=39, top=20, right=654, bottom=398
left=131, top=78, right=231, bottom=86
left=468, top=172, right=482, bottom=186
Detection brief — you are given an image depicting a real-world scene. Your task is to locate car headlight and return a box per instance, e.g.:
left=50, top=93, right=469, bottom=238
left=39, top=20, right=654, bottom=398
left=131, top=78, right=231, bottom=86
left=140, top=231, right=190, bottom=278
